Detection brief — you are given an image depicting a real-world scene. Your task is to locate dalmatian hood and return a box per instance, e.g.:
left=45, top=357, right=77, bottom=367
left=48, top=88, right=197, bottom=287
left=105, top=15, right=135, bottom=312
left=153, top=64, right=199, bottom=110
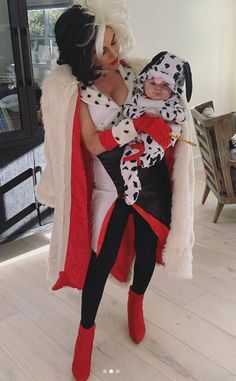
left=135, top=51, right=193, bottom=102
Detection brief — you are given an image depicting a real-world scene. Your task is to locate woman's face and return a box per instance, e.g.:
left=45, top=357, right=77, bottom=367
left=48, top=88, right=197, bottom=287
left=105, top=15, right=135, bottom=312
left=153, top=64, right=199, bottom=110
left=93, top=27, right=120, bottom=71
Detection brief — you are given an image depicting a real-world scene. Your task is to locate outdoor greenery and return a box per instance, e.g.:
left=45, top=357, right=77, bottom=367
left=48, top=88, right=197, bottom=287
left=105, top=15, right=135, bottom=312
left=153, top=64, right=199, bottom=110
left=49, top=9, right=64, bottom=35
left=28, top=8, right=65, bottom=37
left=28, top=10, right=44, bottom=36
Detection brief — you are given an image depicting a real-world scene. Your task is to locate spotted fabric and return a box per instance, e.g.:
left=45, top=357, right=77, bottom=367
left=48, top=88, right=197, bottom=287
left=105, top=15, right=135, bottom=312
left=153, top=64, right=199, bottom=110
left=111, top=119, right=138, bottom=146
left=80, top=65, right=136, bottom=132
left=123, top=93, right=186, bottom=123
left=121, top=52, right=190, bottom=205
left=123, top=59, right=187, bottom=123
left=138, top=51, right=192, bottom=99
left=121, top=133, right=165, bottom=205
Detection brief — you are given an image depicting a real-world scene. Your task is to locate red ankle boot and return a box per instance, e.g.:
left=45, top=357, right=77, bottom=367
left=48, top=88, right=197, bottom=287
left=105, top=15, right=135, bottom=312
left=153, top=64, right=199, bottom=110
left=72, top=323, right=95, bottom=381
left=127, top=288, right=146, bottom=343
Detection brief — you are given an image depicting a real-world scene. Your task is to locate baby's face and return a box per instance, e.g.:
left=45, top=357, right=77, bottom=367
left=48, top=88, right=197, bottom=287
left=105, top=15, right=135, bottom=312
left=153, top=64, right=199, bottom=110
left=144, top=79, right=172, bottom=100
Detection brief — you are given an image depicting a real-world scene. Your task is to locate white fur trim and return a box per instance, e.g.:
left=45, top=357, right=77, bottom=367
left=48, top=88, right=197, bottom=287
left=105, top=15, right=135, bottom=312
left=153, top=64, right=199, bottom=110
left=161, top=96, right=195, bottom=279
left=37, top=64, right=78, bottom=283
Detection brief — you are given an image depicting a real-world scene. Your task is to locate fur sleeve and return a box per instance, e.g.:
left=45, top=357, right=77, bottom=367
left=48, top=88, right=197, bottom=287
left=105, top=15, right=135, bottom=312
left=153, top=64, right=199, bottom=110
left=36, top=76, right=56, bottom=207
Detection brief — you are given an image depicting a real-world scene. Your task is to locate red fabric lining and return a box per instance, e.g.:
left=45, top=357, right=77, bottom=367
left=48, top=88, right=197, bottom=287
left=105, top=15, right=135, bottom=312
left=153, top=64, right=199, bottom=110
left=96, top=201, right=169, bottom=284
left=96, top=202, right=116, bottom=255
left=109, top=203, right=169, bottom=283
left=132, top=203, right=169, bottom=244
left=164, top=145, right=176, bottom=191
left=52, top=93, right=92, bottom=290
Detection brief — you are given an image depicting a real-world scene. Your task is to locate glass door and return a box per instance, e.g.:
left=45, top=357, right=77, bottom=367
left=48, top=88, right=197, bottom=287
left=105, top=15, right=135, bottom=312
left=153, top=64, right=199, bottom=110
left=25, top=1, right=70, bottom=227
left=0, top=0, right=32, bottom=143
left=26, top=0, right=69, bottom=131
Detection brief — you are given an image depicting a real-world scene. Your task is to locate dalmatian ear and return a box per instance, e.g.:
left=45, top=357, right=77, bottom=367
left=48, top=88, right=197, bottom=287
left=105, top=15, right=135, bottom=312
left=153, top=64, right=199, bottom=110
left=184, top=62, right=192, bottom=102
left=139, top=51, right=167, bottom=75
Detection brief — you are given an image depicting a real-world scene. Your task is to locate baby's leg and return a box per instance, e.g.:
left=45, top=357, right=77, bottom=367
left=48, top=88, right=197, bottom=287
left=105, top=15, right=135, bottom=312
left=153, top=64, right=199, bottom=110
left=140, top=133, right=164, bottom=168
left=121, top=143, right=142, bottom=205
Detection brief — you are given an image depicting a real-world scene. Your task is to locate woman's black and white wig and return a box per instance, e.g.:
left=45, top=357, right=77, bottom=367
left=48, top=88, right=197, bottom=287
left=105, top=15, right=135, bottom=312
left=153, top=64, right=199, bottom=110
left=55, top=0, right=135, bottom=85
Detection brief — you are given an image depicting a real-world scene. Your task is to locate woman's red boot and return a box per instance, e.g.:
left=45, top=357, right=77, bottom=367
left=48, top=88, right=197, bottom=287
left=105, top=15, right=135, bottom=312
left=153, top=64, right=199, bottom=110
left=72, top=323, right=95, bottom=381
left=127, top=288, right=146, bottom=343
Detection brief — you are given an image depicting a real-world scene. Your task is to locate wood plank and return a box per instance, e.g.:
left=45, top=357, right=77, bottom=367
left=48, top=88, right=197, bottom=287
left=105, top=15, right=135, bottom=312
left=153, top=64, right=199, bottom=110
left=134, top=321, right=236, bottom=381
left=0, top=294, right=19, bottom=322
left=103, top=284, right=236, bottom=381
left=93, top=338, right=171, bottom=381
left=186, top=292, right=236, bottom=336
left=0, top=168, right=235, bottom=381
left=0, top=348, right=33, bottom=381
left=0, top=313, right=72, bottom=381
left=197, top=134, right=208, bottom=150
left=143, top=288, right=236, bottom=374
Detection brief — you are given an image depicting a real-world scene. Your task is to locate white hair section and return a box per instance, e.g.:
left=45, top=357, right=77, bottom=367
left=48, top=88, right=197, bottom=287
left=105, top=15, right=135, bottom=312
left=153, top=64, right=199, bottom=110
left=75, top=23, right=96, bottom=48
left=95, top=24, right=106, bottom=59
left=72, top=0, right=135, bottom=57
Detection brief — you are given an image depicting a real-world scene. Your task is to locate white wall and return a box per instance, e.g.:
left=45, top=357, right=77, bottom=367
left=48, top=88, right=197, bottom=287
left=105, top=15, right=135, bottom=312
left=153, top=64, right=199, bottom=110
left=127, top=0, right=235, bottom=114
left=233, top=0, right=236, bottom=109
left=126, top=0, right=235, bottom=160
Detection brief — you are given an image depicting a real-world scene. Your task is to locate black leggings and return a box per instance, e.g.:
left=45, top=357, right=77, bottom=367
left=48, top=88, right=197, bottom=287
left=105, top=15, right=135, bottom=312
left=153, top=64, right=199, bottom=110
left=81, top=198, right=158, bottom=329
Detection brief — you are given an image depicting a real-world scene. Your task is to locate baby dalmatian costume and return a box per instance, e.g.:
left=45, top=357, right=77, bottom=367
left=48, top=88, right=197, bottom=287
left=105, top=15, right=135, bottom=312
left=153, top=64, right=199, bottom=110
left=121, top=51, right=192, bottom=205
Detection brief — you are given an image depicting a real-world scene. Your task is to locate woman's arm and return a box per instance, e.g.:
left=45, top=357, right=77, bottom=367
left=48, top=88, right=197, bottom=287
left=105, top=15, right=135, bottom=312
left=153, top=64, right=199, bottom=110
left=80, top=100, right=171, bottom=154
left=79, top=100, right=138, bottom=154
left=80, top=101, right=106, bottom=156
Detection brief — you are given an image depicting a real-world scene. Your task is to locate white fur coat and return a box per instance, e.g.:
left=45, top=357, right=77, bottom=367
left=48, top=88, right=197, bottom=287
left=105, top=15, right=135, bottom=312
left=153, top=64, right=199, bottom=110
left=36, top=58, right=195, bottom=284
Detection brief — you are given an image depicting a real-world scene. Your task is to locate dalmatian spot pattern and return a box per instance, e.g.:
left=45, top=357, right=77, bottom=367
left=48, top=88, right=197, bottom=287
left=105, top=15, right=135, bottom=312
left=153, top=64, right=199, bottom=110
left=120, top=52, right=191, bottom=205
left=120, top=133, right=165, bottom=205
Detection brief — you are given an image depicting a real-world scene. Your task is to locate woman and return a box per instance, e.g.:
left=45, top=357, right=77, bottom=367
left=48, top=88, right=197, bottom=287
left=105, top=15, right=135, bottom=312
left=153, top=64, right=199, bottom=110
left=36, top=1, right=195, bottom=380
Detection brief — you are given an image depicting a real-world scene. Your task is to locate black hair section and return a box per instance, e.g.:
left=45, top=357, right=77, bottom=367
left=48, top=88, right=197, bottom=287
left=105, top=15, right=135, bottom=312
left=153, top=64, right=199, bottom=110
left=55, top=5, right=101, bottom=86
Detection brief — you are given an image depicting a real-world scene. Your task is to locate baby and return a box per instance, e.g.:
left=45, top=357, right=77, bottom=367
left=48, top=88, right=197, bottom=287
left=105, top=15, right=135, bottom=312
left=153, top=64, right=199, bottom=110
left=121, top=64, right=187, bottom=205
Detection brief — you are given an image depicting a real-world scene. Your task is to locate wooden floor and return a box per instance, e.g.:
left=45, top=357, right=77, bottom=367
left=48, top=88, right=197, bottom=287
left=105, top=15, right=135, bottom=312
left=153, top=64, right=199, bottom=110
left=0, top=169, right=236, bottom=381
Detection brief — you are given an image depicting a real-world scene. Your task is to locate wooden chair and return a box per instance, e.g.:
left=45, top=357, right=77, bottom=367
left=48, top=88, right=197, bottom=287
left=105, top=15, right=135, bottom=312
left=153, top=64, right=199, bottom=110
left=191, top=101, right=236, bottom=222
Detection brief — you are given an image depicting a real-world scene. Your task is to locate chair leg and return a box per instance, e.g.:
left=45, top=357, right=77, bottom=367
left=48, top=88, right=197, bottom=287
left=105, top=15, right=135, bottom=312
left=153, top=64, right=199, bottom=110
left=202, top=184, right=210, bottom=204
left=213, top=202, right=224, bottom=223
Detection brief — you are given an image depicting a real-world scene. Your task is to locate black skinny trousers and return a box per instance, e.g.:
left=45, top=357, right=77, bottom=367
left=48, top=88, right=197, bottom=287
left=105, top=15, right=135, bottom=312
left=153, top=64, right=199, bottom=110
left=81, top=198, right=158, bottom=329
